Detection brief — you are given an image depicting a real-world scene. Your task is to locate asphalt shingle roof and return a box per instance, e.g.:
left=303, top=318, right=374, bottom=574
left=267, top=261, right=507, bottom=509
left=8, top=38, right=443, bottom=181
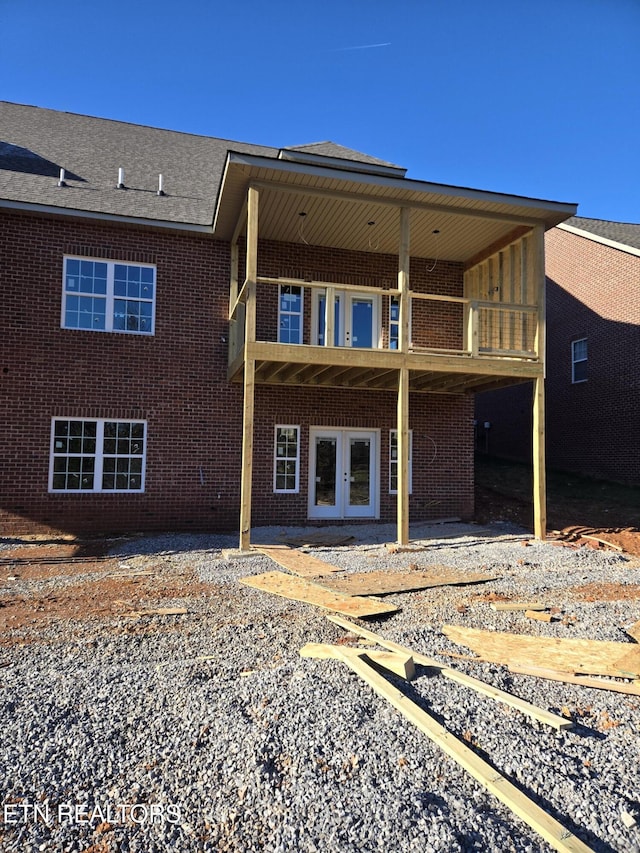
left=565, top=216, right=640, bottom=251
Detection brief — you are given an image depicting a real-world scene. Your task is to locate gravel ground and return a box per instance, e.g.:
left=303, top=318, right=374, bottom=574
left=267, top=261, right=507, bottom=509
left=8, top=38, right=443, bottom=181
left=1, top=520, right=640, bottom=853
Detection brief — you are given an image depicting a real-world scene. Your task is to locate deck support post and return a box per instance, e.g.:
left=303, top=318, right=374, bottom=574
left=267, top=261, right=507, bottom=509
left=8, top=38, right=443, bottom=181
left=531, top=225, right=546, bottom=540
left=397, top=207, right=411, bottom=545
left=239, top=185, right=259, bottom=551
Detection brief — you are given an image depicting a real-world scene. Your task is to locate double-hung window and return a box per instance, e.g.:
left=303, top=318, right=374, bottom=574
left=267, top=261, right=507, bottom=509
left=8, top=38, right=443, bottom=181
left=278, top=285, right=303, bottom=344
left=389, top=429, right=413, bottom=494
left=273, top=425, right=300, bottom=493
left=50, top=418, right=146, bottom=492
left=571, top=338, right=588, bottom=383
left=62, top=257, right=156, bottom=334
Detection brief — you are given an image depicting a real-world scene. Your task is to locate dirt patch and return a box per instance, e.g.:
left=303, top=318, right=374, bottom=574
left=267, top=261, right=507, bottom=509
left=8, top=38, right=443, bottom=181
left=568, top=582, right=640, bottom=602
left=0, top=539, right=215, bottom=647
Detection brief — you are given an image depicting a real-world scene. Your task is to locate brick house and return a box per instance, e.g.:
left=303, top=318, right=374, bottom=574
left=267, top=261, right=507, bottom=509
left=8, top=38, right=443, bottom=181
left=0, top=102, right=577, bottom=546
left=475, top=217, right=640, bottom=486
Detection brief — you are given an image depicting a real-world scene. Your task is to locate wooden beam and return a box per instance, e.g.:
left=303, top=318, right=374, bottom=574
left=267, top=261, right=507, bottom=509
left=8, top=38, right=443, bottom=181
left=464, top=226, right=530, bottom=271
left=321, top=646, right=593, bottom=853
left=533, top=375, right=546, bottom=540
left=326, top=615, right=573, bottom=731
left=300, top=642, right=416, bottom=680
left=238, top=186, right=259, bottom=551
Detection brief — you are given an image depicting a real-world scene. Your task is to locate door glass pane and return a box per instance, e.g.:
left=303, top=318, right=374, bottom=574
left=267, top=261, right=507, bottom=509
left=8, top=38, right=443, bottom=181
left=349, top=438, right=370, bottom=506
left=314, top=438, right=337, bottom=507
left=351, top=299, right=373, bottom=348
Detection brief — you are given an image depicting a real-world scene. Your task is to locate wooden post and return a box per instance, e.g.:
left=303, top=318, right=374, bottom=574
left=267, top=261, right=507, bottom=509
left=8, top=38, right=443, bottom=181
left=325, top=286, right=335, bottom=347
left=531, top=225, right=546, bottom=540
left=397, top=208, right=411, bottom=545
left=239, top=186, right=259, bottom=551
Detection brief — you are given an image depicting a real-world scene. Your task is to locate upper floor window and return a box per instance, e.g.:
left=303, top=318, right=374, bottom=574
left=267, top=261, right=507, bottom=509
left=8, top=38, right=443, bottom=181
left=62, top=257, right=156, bottom=335
left=49, top=418, right=146, bottom=492
left=278, top=285, right=303, bottom=344
left=389, top=296, right=400, bottom=349
left=571, top=338, right=588, bottom=383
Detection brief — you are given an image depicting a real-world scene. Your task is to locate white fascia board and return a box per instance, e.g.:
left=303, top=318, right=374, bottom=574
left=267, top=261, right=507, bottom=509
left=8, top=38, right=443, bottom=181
left=223, top=151, right=579, bottom=217
left=0, top=199, right=213, bottom=234
left=558, top=222, right=640, bottom=258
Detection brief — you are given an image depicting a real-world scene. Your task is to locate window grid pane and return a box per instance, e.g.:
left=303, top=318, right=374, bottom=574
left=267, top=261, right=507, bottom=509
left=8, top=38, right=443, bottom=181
left=278, top=286, right=303, bottom=344
left=51, top=419, right=145, bottom=493
left=63, top=257, right=155, bottom=335
left=274, top=426, right=299, bottom=492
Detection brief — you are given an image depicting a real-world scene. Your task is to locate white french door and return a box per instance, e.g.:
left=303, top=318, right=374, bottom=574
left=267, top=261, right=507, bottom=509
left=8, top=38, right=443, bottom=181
left=308, top=428, right=379, bottom=519
left=313, top=291, right=380, bottom=348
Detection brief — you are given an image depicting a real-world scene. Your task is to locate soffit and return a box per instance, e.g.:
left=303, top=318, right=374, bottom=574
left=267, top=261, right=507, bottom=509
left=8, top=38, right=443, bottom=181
left=215, top=154, right=577, bottom=262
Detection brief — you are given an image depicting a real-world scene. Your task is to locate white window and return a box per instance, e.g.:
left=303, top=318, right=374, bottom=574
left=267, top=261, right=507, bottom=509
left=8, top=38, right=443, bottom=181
left=571, top=338, right=588, bottom=383
left=50, top=419, right=146, bottom=492
left=62, top=257, right=156, bottom=334
left=389, top=296, right=400, bottom=349
left=389, top=429, right=413, bottom=494
left=274, top=425, right=300, bottom=492
left=278, top=285, right=303, bottom=344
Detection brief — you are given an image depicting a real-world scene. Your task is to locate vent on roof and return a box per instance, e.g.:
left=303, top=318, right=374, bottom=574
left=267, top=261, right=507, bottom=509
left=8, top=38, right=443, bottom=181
left=116, top=167, right=125, bottom=190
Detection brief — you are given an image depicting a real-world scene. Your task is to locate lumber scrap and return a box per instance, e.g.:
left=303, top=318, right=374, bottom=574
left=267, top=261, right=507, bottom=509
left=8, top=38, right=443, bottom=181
left=281, top=532, right=355, bottom=547
left=129, top=606, right=187, bottom=618
left=318, top=568, right=496, bottom=596
left=442, top=625, right=640, bottom=679
left=316, top=645, right=593, bottom=853
left=327, top=614, right=572, bottom=730
left=239, top=571, right=399, bottom=617
left=254, top=545, right=343, bottom=577
left=623, top=620, right=640, bottom=643
left=490, top=602, right=545, bottom=611
left=300, top=642, right=416, bottom=680
left=508, top=664, right=640, bottom=696
left=525, top=610, right=554, bottom=623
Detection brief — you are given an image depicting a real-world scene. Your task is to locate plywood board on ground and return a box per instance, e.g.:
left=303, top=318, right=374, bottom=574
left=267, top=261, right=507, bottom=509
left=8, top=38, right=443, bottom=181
left=240, top=571, right=399, bottom=617
left=281, top=533, right=355, bottom=547
left=254, top=546, right=343, bottom=577
left=318, top=569, right=496, bottom=596
left=443, top=625, right=640, bottom=679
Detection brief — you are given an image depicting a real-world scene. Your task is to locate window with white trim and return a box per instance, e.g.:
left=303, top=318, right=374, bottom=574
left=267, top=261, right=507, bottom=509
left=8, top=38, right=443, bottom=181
left=389, top=296, right=400, bottom=349
left=62, top=257, right=156, bottom=334
left=274, top=425, right=300, bottom=492
left=278, top=285, right=303, bottom=344
left=50, top=419, right=146, bottom=492
left=571, top=338, right=588, bottom=383
left=389, top=429, right=413, bottom=493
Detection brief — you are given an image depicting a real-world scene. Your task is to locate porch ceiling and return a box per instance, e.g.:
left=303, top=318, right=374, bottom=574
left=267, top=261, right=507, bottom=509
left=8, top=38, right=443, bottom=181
left=214, top=153, right=577, bottom=263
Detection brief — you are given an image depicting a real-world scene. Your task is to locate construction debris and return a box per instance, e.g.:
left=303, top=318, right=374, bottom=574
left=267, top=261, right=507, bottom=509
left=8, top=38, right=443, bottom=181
left=490, top=601, right=545, bottom=611
left=253, top=545, right=343, bottom=577
left=301, top=642, right=593, bottom=853
left=239, top=571, right=399, bottom=617
left=300, top=642, right=416, bottom=680
left=327, top=615, right=572, bottom=731
left=317, top=568, right=496, bottom=597
left=508, top=664, right=640, bottom=696
left=442, top=625, right=640, bottom=679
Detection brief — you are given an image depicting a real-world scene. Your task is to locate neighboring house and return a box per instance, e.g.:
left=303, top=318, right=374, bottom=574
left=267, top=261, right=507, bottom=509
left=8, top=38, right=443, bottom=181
left=475, top=217, right=640, bottom=486
left=0, top=102, right=577, bottom=546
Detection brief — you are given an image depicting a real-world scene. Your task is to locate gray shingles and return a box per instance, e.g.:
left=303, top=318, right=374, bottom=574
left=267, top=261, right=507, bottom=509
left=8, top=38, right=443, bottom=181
left=566, top=216, right=640, bottom=251
left=0, top=103, right=404, bottom=228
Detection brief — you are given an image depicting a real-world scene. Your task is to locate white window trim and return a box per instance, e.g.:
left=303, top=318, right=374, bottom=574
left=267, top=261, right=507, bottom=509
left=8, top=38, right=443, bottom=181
left=61, top=255, right=156, bottom=335
left=278, top=285, right=304, bottom=344
left=273, top=425, right=301, bottom=493
left=49, top=418, right=147, bottom=493
left=571, top=338, right=588, bottom=384
left=389, top=429, right=413, bottom=494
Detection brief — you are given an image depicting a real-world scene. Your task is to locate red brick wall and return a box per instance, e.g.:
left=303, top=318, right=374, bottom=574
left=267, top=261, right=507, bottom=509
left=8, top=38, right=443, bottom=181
left=1, top=209, right=474, bottom=535
left=545, top=227, right=640, bottom=485
left=475, top=227, right=640, bottom=486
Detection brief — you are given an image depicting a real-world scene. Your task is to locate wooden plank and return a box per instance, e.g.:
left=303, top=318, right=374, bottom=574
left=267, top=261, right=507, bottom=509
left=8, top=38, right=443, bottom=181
left=525, top=610, right=554, bottom=623
left=327, top=615, right=572, bottom=731
left=320, top=569, right=496, bottom=596
left=280, top=532, right=355, bottom=547
left=490, top=602, right=545, bottom=611
left=240, top=571, right=399, bottom=617
left=324, top=646, right=593, bottom=853
left=300, top=642, right=415, bottom=680
left=623, top=620, right=640, bottom=643
left=509, top=664, right=640, bottom=696
left=443, top=625, right=640, bottom=679
left=255, top=545, right=343, bottom=577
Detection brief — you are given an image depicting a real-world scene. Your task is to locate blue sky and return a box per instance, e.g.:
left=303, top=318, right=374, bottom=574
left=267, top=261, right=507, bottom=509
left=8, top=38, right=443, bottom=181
left=1, top=0, right=638, bottom=222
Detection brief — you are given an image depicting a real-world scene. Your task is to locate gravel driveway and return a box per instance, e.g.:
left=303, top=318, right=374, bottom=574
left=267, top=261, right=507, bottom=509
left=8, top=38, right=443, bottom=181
left=1, top=521, right=639, bottom=852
